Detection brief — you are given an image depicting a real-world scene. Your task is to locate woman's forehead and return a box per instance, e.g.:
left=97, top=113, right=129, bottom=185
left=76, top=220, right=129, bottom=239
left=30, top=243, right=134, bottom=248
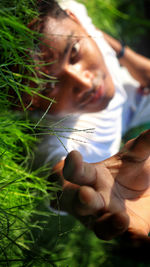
left=44, top=15, right=86, bottom=41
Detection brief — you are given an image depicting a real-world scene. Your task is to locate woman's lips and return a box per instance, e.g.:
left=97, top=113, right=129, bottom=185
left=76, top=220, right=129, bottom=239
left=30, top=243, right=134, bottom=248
left=92, top=81, right=105, bottom=102
left=79, top=80, right=105, bottom=108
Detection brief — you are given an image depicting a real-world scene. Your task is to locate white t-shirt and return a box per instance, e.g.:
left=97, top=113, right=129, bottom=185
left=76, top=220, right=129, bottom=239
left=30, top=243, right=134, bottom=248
left=34, top=0, right=150, bottom=168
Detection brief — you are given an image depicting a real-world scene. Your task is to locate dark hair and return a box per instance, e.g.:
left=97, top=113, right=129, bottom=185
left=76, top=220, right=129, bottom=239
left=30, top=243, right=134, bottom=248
left=38, top=0, right=68, bottom=20
left=28, top=0, right=69, bottom=34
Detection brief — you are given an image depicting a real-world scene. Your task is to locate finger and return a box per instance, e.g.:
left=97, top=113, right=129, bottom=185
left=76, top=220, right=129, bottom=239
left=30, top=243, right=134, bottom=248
left=125, top=129, right=150, bottom=161
left=58, top=183, right=105, bottom=220
left=75, top=186, right=105, bottom=216
left=94, top=212, right=129, bottom=241
left=63, top=150, right=97, bottom=186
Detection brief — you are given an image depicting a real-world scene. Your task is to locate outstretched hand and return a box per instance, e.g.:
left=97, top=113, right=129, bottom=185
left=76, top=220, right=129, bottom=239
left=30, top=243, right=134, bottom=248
left=61, top=130, right=150, bottom=255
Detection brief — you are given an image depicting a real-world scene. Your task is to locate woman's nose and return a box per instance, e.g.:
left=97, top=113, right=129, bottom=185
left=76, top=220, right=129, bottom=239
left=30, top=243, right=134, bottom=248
left=64, top=64, right=94, bottom=89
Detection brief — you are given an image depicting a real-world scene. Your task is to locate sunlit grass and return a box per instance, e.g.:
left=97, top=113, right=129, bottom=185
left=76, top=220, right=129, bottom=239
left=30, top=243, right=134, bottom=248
left=77, top=0, right=150, bottom=48
left=0, top=0, right=60, bottom=264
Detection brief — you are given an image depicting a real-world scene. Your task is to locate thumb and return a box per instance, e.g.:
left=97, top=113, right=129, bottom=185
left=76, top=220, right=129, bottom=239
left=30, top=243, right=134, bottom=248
left=125, top=129, right=150, bottom=161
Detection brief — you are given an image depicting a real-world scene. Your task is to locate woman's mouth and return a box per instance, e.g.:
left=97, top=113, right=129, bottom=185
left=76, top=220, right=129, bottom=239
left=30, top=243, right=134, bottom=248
left=79, top=79, right=105, bottom=108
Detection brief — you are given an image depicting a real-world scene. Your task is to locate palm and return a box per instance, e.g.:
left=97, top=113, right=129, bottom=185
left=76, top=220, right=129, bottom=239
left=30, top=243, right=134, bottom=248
left=95, top=130, right=150, bottom=236
left=63, top=130, right=150, bottom=246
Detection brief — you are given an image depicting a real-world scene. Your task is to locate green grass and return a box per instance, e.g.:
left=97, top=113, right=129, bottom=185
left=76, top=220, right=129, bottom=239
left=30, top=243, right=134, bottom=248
left=77, top=0, right=120, bottom=36
left=77, top=0, right=150, bottom=51
left=0, top=0, right=58, bottom=265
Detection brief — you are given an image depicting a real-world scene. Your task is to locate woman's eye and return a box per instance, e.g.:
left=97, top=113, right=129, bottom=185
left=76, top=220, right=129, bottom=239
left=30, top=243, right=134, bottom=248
left=50, top=82, right=56, bottom=89
left=45, top=82, right=56, bottom=90
left=70, top=42, right=80, bottom=63
left=42, top=82, right=57, bottom=95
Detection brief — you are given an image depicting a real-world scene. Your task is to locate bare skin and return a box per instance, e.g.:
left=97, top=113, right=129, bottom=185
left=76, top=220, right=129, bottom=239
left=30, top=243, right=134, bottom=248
left=103, top=32, right=150, bottom=88
left=56, top=129, right=150, bottom=246
left=27, top=6, right=150, bottom=257
left=24, top=10, right=150, bottom=113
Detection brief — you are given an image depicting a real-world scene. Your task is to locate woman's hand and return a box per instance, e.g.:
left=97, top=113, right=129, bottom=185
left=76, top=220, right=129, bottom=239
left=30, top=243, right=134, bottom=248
left=62, top=130, right=150, bottom=246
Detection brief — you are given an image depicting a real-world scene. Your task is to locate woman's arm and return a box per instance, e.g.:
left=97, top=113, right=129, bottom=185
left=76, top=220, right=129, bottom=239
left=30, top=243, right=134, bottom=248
left=103, top=32, right=150, bottom=88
